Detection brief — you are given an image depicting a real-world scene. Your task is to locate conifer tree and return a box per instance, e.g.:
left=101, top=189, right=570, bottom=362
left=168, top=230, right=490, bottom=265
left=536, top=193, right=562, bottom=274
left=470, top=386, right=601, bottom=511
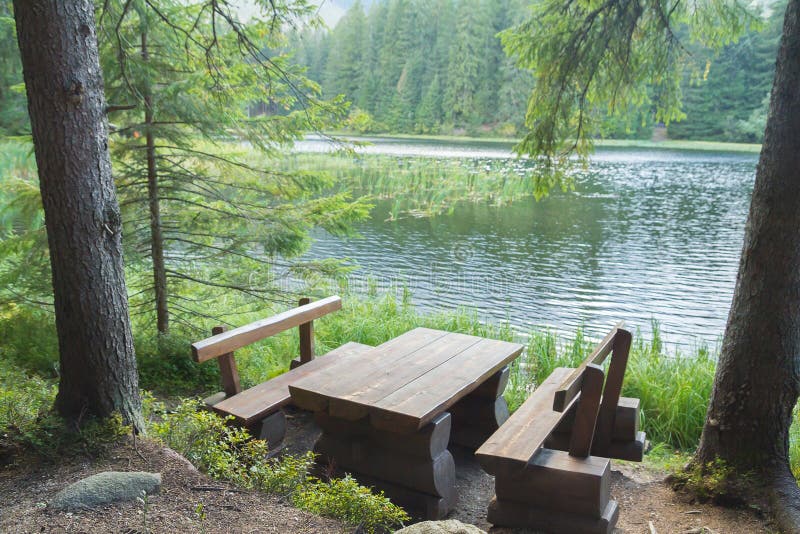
left=99, top=0, right=369, bottom=333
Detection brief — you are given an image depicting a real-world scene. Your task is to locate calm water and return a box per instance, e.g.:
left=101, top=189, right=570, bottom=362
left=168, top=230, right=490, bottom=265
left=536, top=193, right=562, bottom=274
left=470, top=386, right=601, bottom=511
left=296, top=136, right=758, bottom=347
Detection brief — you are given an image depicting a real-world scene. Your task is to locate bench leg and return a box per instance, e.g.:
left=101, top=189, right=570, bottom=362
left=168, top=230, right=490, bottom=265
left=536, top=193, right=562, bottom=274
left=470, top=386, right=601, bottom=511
left=312, top=411, right=457, bottom=520
left=449, top=365, right=510, bottom=449
left=254, top=410, right=287, bottom=447
left=488, top=448, right=618, bottom=534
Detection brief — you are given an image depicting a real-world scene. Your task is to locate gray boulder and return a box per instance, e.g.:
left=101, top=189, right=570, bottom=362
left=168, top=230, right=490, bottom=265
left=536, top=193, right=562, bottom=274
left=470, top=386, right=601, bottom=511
left=395, top=520, right=486, bottom=534
left=50, top=471, right=161, bottom=511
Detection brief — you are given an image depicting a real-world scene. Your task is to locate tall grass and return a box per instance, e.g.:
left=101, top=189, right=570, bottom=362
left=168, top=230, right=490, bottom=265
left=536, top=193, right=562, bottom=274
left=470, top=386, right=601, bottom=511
left=504, top=321, right=715, bottom=450
left=278, top=152, right=554, bottom=218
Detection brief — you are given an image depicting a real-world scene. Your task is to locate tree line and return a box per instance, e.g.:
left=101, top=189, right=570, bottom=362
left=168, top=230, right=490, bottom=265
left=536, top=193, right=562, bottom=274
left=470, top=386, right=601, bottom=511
left=291, top=0, right=783, bottom=142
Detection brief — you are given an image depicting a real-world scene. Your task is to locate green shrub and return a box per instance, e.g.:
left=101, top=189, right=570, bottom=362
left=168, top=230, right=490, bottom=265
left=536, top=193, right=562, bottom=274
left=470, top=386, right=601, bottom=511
left=0, top=304, right=58, bottom=376
left=149, top=398, right=408, bottom=532
left=294, top=475, right=409, bottom=533
left=136, top=333, right=219, bottom=395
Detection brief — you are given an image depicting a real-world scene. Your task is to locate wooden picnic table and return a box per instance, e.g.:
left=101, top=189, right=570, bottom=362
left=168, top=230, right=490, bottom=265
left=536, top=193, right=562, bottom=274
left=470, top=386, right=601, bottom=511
left=289, top=327, right=524, bottom=519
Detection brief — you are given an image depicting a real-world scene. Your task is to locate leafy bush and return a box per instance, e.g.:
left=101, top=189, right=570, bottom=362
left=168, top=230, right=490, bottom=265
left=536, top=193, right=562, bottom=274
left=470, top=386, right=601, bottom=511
left=0, top=365, right=129, bottom=460
left=149, top=398, right=408, bottom=532
left=136, top=333, right=219, bottom=395
left=0, top=304, right=58, bottom=376
left=294, top=475, right=409, bottom=533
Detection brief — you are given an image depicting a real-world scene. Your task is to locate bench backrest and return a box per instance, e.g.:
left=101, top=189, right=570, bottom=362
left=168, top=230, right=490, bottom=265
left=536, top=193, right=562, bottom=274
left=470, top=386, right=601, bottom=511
left=555, top=322, right=633, bottom=458
left=191, top=295, right=343, bottom=397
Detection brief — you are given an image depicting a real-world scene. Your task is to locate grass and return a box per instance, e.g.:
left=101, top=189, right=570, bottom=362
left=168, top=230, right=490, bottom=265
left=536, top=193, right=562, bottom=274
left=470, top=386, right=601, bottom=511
left=279, top=152, right=556, bottom=219
left=595, top=138, right=762, bottom=154
left=322, top=132, right=763, bottom=154
left=507, top=321, right=715, bottom=450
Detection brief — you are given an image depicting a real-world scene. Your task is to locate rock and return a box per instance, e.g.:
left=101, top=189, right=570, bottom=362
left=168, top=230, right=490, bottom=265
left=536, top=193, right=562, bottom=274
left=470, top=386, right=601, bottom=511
left=395, top=519, right=486, bottom=534
left=49, top=471, right=161, bottom=511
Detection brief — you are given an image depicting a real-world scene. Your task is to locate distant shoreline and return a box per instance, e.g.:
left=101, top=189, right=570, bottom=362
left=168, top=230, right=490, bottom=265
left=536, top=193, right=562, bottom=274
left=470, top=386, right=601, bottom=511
left=323, top=132, right=763, bottom=154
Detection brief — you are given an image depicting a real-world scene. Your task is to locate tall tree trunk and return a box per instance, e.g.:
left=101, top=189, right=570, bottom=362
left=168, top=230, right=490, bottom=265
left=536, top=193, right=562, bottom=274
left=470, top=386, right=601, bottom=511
left=13, top=0, right=144, bottom=431
left=695, top=0, right=800, bottom=528
left=141, top=29, right=169, bottom=334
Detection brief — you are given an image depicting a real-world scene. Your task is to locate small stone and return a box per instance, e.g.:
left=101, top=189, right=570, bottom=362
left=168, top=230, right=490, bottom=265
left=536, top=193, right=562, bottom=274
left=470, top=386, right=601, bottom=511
left=395, top=519, right=486, bottom=534
left=49, top=471, right=161, bottom=511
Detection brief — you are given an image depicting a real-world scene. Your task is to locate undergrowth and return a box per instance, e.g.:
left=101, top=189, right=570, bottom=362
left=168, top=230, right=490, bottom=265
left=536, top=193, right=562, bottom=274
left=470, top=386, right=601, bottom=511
left=0, top=291, right=800, bottom=496
left=147, top=397, right=409, bottom=532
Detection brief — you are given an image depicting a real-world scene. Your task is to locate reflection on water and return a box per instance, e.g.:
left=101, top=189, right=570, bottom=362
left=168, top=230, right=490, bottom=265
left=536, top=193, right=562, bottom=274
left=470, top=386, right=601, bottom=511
left=297, top=136, right=758, bottom=347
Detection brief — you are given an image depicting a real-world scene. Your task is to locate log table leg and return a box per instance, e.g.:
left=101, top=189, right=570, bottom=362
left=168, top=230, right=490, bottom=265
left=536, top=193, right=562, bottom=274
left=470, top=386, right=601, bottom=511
left=313, top=411, right=457, bottom=520
left=449, top=365, right=510, bottom=449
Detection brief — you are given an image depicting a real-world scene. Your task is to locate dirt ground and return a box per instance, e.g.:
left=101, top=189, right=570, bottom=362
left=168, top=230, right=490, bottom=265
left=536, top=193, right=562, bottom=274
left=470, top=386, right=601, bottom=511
left=0, top=436, right=347, bottom=533
left=0, top=407, right=775, bottom=533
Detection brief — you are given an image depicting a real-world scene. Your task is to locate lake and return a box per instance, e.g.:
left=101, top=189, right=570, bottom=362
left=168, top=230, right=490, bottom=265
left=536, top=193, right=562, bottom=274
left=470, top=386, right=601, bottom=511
left=295, top=135, right=758, bottom=348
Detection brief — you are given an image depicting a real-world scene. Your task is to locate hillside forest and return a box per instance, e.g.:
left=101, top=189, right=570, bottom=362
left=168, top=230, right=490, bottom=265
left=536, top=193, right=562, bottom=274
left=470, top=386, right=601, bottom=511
left=290, top=0, right=783, bottom=142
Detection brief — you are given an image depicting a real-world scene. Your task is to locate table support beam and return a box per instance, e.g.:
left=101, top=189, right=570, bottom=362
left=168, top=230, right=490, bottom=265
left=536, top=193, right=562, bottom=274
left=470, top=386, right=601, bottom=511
left=449, top=366, right=510, bottom=449
left=313, top=412, right=457, bottom=519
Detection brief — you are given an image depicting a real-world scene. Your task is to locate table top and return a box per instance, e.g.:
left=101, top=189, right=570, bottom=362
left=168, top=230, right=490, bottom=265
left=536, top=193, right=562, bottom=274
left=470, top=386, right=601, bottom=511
left=289, top=327, right=524, bottom=434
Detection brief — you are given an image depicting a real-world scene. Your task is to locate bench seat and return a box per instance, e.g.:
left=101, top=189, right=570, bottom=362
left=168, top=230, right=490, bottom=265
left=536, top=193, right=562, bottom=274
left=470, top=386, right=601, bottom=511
left=475, top=323, right=645, bottom=534
left=208, top=341, right=373, bottom=426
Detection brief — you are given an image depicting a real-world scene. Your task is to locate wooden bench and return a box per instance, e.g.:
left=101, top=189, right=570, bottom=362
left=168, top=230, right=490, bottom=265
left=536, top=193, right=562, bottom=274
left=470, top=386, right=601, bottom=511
left=191, top=295, right=372, bottom=445
left=476, top=323, right=645, bottom=534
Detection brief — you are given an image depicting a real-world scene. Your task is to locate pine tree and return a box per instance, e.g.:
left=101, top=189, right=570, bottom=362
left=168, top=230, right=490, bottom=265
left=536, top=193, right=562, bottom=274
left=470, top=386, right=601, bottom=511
left=99, top=0, right=370, bottom=333
left=442, top=0, right=492, bottom=127
left=324, top=0, right=368, bottom=100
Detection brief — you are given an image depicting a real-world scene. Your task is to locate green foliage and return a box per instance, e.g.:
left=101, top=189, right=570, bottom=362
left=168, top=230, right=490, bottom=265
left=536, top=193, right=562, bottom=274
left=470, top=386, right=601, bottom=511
left=791, top=403, right=800, bottom=480
left=292, top=0, right=532, bottom=136
left=135, top=333, right=219, bottom=395
left=0, top=365, right=55, bottom=444
left=0, top=364, right=129, bottom=460
left=667, top=6, right=783, bottom=142
left=279, top=151, right=566, bottom=221
left=294, top=475, right=409, bottom=533
left=290, top=0, right=773, bottom=143
left=0, top=303, right=58, bottom=375
left=502, top=0, right=758, bottom=163
left=669, top=458, right=750, bottom=505
left=0, top=2, right=28, bottom=135
left=149, top=397, right=408, bottom=532
left=96, top=1, right=370, bottom=331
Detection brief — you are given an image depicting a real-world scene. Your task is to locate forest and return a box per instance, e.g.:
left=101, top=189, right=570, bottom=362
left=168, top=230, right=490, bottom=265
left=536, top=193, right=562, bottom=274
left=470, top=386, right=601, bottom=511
left=291, top=0, right=783, bottom=142
left=2, top=0, right=800, bottom=532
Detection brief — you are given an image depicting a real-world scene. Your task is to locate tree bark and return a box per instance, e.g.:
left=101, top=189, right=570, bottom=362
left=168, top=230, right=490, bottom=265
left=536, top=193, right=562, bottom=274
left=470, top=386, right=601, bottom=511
left=695, top=0, right=800, bottom=529
left=13, top=0, right=144, bottom=431
left=141, top=29, right=169, bottom=334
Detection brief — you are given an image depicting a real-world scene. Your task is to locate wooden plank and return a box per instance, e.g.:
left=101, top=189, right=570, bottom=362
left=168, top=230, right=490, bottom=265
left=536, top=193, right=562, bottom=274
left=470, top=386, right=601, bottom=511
left=314, top=433, right=456, bottom=498
left=192, top=296, right=342, bottom=362
left=494, top=447, right=610, bottom=517
left=475, top=367, right=577, bottom=475
left=488, top=495, right=618, bottom=534
left=545, top=430, right=646, bottom=462
left=212, top=341, right=371, bottom=425
left=298, top=297, right=314, bottom=365
left=314, top=412, right=452, bottom=459
left=568, top=363, right=604, bottom=458
left=553, top=321, right=624, bottom=412
left=328, top=331, right=484, bottom=421
left=592, top=328, right=632, bottom=456
left=550, top=396, right=640, bottom=443
left=289, top=328, right=449, bottom=415
left=212, top=326, right=241, bottom=397
left=369, top=338, right=524, bottom=433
